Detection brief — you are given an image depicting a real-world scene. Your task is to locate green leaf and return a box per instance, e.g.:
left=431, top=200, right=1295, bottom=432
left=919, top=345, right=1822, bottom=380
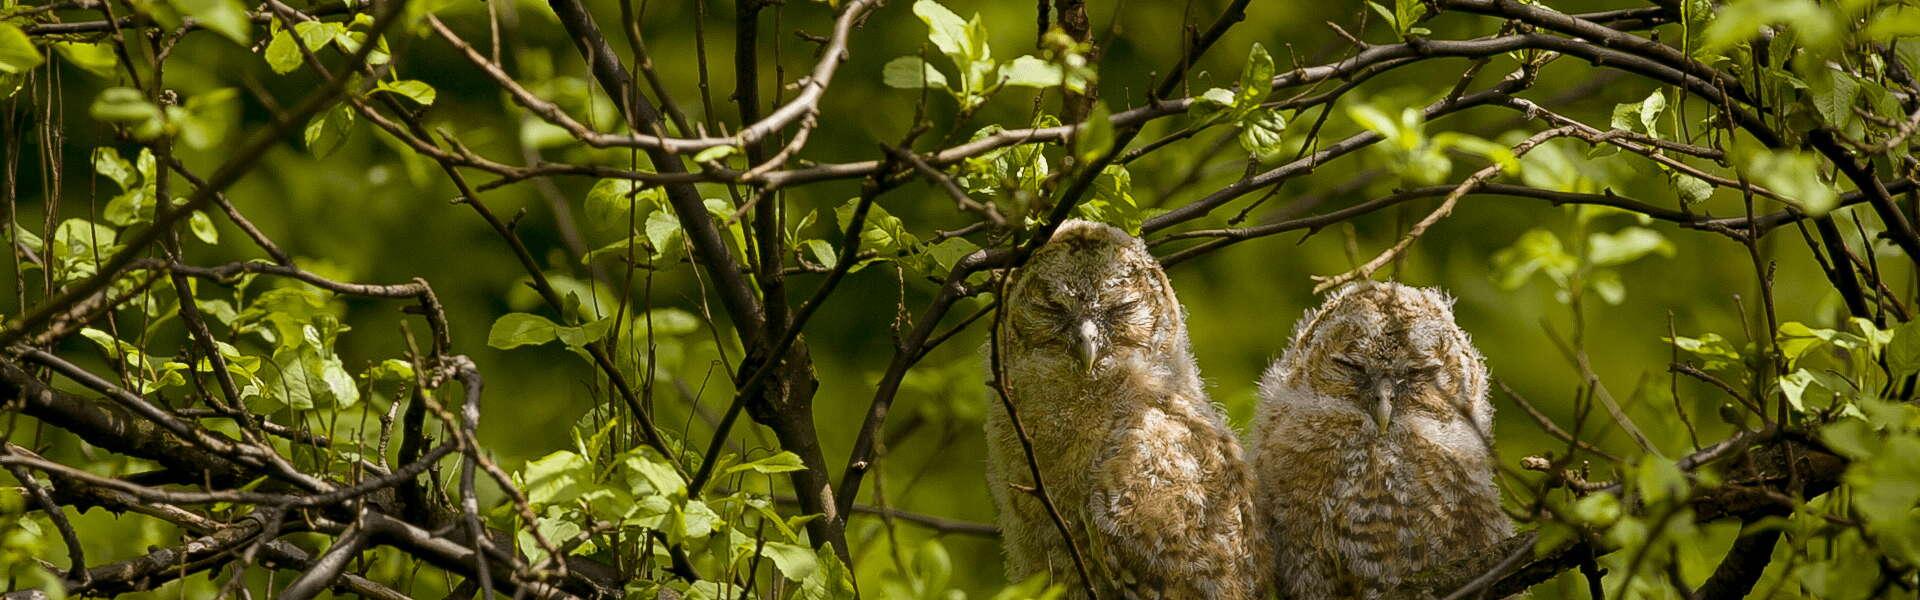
left=554, top=317, right=613, bottom=349
left=188, top=211, right=219, bottom=244
left=1589, top=268, right=1626, bottom=305
left=642, top=308, right=700, bottom=336
left=1671, top=332, right=1744, bottom=371
left=1368, top=1, right=1398, bottom=35
left=105, top=188, right=156, bottom=226
left=90, top=87, right=162, bottom=124
left=1074, top=165, right=1145, bottom=233
left=1819, top=419, right=1878, bottom=461
left=0, top=24, right=43, bottom=75
left=264, top=21, right=343, bottom=74
left=1610, top=101, right=1638, bottom=133
left=1434, top=133, right=1516, bottom=174
left=522, top=451, right=594, bottom=507
left=725, top=451, right=807, bottom=476
left=1672, top=171, right=1713, bottom=203
left=1571, top=492, right=1622, bottom=528
left=644, top=209, right=682, bottom=255
left=1635, top=457, right=1688, bottom=503
left=1491, top=228, right=1576, bottom=291
left=1740, top=147, right=1837, bottom=215
left=1702, top=0, right=1836, bottom=56
left=1237, top=108, right=1288, bottom=160
left=1867, top=6, right=1920, bottom=41
left=692, top=144, right=738, bottom=163
left=317, top=351, right=359, bottom=407
left=761, top=542, right=819, bottom=581
left=1237, top=43, right=1274, bottom=109
left=1347, top=104, right=1401, bottom=142
left=1001, top=55, right=1062, bottom=88
left=913, top=0, right=975, bottom=64
left=1587, top=226, right=1675, bottom=266
left=836, top=199, right=912, bottom=252
left=374, top=79, right=436, bottom=105
left=170, top=0, right=252, bottom=45
left=93, top=148, right=137, bottom=191
left=584, top=179, right=659, bottom=231
left=1887, top=318, right=1920, bottom=377
left=798, top=544, right=856, bottom=600
left=804, top=239, right=838, bottom=270
left=1074, top=101, right=1114, bottom=164
left=179, top=88, right=239, bottom=150
left=925, top=237, right=980, bottom=273
left=622, top=448, right=686, bottom=497
left=367, top=358, right=414, bottom=382
left=1806, top=66, right=1859, bottom=127
left=53, top=42, right=116, bottom=78
left=882, top=55, right=948, bottom=89
left=1393, top=0, right=1429, bottom=35
left=304, top=102, right=354, bottom=158
left=1638, top=90, right=1667, bottom=135
left=264, top=26, right=301, bottom=73
left=1776, top=322, right=1827, bottom=365
left=266, top=339, right=359, bottom=411
left=488, top=313, right=561, bottom=349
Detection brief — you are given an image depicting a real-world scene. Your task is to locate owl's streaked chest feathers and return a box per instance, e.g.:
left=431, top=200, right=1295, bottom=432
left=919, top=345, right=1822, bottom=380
left=1256, top=386, right=1509, bottom=598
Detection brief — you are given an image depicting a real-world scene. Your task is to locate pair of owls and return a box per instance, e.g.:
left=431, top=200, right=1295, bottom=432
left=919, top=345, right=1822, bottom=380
left=986, top=220, right=1511, bottom=599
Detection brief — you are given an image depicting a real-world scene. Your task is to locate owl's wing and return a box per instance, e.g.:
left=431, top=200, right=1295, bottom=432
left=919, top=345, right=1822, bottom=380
left=1083, top=401, right=1258, bottom=599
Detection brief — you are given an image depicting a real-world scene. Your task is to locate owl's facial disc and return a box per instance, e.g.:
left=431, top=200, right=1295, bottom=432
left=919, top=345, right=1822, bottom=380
left=1331, top=347, right=1446, bottom=433
left=1014, top=243, right=1162, bottom=375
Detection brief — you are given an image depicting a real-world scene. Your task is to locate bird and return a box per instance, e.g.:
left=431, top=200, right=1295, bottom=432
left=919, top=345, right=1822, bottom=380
left=1249, top=281, right=1512, bottom=599
left=985, top=219, right=1265, bottom=599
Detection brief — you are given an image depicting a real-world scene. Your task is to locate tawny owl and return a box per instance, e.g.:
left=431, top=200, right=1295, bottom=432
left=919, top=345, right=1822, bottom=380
left=986, top=219, right=1264, bottom=599
left=1251, top=281, right=1511, bottom=599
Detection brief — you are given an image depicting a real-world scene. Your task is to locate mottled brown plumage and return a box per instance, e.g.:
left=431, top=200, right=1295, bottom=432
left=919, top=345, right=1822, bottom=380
left=1251, top=281, right=1511, bottom=599
left=988, top=220, right=1264, bottom=599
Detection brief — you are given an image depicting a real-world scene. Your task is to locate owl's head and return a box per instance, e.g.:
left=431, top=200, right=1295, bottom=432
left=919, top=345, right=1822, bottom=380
left=1271, top=281, right=1489, bottom=435
left=1004, top=220, right=1181, bottom=375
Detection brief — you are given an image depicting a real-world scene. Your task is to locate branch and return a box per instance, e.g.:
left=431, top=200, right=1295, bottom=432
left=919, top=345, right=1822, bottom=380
left=1311, top=127, right=1574, bottom=292
left=543, top=0, right=763, bottom=336
left=1398, top=431, right=1841, bottom=598
left=0, top=0, right=405, bottom=349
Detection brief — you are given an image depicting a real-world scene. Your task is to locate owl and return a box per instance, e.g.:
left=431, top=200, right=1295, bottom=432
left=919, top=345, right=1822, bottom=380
left=987, top=219, right=1265, bottom=599
left=1250, top=281, right=1511, bottom=599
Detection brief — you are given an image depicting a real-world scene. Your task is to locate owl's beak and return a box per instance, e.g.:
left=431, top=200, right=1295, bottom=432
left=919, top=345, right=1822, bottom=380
left=1074, top=319, right=1102, bottom=373
left=1371, top=379, right=1395, bottom=432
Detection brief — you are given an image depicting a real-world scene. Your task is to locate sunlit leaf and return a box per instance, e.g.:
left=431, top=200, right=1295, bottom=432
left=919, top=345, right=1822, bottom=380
left=304, top=102, right=355, bottom=158
left=725, top=451, right=806, bottom=476
left=53, top=43, right=117, bottom=78
left=188, top=211, right=219, bottom=244
left=762, top=542, right=819, bottom=581
left=0, top=24, right=43, bottom=75
left=882, top=55, right=949, bottom=89
left=374, top=79, right=436, bottom=105
left=1074, top=101, right=1114, bottom=164
left=913, top=0, right=976, bottom=64
left=1587, top=227, right=1674, bottom=267
left=1001, top=55, right=1062, bottom=88
left=488, top=313, right=561, bottom=349
left=170, top=0, right=252, bottom=45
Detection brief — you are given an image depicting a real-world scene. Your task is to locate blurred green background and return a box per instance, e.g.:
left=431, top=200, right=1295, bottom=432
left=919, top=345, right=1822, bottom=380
left=5, top=0, right=1900, bottom=595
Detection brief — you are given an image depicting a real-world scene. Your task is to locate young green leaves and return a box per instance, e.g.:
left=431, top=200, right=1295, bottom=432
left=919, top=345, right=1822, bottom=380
left=1190, top=43, right=1290, bottom=162
left=882, top=0, right=1070, bottom=111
